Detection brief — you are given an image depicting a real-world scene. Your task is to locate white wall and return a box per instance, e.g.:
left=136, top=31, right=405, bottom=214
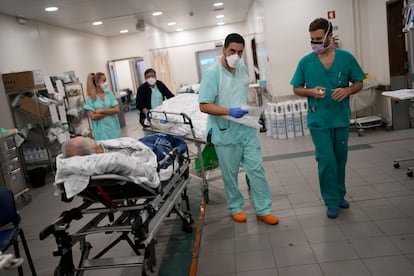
left=0, top=0, right=393, bottom=128
left=166, top=23, right=246, bottom=88
left=358, top=0, right=390, bottom=84
left=261, top=0, right=356, bottom=96
left=0, top=14, right=110, bottom=129
left=252, top=0, right=390, bottom=97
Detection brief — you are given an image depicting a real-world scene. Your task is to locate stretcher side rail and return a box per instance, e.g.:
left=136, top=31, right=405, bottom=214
left=145, top=110, right=211, bottom=203
left=40, top=148, right=193, bottom=276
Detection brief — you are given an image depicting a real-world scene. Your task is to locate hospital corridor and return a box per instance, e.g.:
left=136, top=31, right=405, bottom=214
left=2, top=0, right=414, bottom=276
left=0, top=110, right=413, bottom=276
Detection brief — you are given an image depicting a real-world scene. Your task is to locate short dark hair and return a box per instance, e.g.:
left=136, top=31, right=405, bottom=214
left=309, top=18, right=332, bottom=35
left=224, top=33, right=245, bottom=48
left=144, top=68, right=156, bottom=77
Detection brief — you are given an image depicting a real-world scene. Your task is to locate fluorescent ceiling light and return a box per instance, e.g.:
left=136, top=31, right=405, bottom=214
left=120, top=29, right=129, bottom=33
left=45, top=6, right=58, bottom=12
left=167, top=22, right=176, bottom=26
left=216, top=15, right=224, bottom=19
left=176, top=28, right=184, bottom=32
left=152, top=11, right=163, bottom=16
left=217, top=22, right=225, bottom=26
left=213, top=2, right=224, bottom=7
left=92, top=21, right=103, bottom=26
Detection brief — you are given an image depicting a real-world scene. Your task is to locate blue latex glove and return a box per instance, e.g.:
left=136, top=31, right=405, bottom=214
left=144, top=112, right=149, bottom=119
left=229, top=107, right=248, bottom=118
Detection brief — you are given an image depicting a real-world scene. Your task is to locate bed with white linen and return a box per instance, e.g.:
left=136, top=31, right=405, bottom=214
left=145, top=93, right=265, bottom=204
left=40, top=135, right=193, bottom=276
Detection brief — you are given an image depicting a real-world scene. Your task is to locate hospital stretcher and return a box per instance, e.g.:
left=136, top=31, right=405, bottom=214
left=39, top=146, right=193, bottom=276
left=144, top=110, right=211, bottom=204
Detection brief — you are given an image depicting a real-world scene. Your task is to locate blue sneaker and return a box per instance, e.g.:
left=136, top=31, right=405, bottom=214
left=327, top=208, right=339, bottom=219
left=339, top=199, right=350, bottom=209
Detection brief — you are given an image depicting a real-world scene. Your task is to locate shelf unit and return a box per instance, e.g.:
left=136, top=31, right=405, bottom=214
left=62, top=82, right=91, bottom=137
left=6, top=88, right=61, bottom=185
left=0, top=131, right=31, bottom=204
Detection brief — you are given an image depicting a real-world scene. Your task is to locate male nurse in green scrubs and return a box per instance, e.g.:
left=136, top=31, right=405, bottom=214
left=291, top=18, right=365, bottom=219
left=198, top=33, right=278, bottom=225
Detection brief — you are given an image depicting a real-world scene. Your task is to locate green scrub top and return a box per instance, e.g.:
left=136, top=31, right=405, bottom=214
left=150, top=86, right=164, bottom=109
left=84, top=90, right=121, bottom=141
left=290, top=48, right=365, bottom=129
left=198, top=62, right=253, bottom=145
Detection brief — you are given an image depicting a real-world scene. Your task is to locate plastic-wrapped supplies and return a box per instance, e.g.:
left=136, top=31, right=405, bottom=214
left=293, top=100, right=303, bottom=136
left=284, top=101, right=295, bottom=138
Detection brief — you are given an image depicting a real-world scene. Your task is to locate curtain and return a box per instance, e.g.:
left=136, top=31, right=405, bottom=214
left=150, top=50, right=176, bottom=94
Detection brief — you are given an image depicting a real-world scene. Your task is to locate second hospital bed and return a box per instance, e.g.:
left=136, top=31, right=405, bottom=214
left=39, top=135, right=193, bottom=276
left=144, top=93, right=266, bottom=204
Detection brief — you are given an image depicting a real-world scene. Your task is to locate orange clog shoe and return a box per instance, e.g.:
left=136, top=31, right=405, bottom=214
left=256, top=214, right=279, bottom=225
left=231, top=212, right=247, bottom=223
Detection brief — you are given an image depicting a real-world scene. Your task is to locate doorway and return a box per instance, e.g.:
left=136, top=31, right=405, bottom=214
left=108, top=57, right=145, bottom=96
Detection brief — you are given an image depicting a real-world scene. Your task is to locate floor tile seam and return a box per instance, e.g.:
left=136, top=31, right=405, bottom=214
left=346, top=234, right=406, bottom=257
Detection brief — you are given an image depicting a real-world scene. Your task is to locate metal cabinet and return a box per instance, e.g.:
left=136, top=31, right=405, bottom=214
left=0, top=134, right=30, bottom=203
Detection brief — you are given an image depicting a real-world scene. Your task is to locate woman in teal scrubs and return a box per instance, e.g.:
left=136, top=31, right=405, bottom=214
left=84, top=72, right=121, bottom=141
left=291, top=18, right=365, bottom=219
left=199, top=33, right=278, bottom=225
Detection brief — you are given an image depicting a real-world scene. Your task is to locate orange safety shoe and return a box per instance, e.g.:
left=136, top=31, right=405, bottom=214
left=231, top=212, right=247, bottom=223
left=256, top=214, right=279, bottom=225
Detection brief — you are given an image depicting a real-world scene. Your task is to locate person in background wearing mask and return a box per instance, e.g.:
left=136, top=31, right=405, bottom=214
left=291, top=18, right=365, bottom=219
left=198, top=33, right=278, bottom=225
left=84, top=72, right=121, bottom=140
left=136, top=68, right=174, bottom=127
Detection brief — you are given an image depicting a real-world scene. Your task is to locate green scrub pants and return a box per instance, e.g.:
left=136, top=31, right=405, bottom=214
left=310, top=127, right=349, bottom=208
left=214, top=134, right=272, bottom=216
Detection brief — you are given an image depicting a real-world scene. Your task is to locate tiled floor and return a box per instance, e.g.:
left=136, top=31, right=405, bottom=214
left=2, top=110, right=414, bottom=276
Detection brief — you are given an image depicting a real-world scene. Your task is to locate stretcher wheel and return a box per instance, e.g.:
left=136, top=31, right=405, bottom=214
left=20, top=194, right=32, bottom=205
left=142, top=240, right=156, bottom=276
left=54, top=266, right=74, bottom=276
left=407, top=171, right=413, bottom=177
left=182, top=221, right=193, bottom=233
left=203, top=189, right=209, bottom=204
left=358, top=129, right=364, bottom=137
left=394, top=163, right=400, bottom=169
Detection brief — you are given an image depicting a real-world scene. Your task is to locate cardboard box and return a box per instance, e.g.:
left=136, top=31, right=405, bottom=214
left=19, top=96, right=50, bottom=117
left=2, top=70, right=45, bottom=93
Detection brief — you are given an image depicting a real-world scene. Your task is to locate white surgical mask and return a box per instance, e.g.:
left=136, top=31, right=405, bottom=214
left=147, top=77, right=156, bottom=86
left=100, top=82, right=109, bottom=90
left=226, top=54, right=241, bottom=68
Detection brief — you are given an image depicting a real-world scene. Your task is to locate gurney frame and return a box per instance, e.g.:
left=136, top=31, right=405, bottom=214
left=40, top=150, right=193, bottom=276
left=145, top=110, right=210, bottom=204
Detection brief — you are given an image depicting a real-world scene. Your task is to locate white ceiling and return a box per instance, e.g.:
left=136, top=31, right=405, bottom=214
left=0, top=0, right=253, bottom=37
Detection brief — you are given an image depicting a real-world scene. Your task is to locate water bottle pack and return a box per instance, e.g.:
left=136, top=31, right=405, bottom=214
left=265, top=99, right=310, bottom=140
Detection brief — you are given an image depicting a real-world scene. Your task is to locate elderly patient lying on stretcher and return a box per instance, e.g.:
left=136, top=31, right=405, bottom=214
left=55, top=134, right=188, bottom=199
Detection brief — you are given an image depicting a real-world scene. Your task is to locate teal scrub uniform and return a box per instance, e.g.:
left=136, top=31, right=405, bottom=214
left=198, top=62, right=272, bottom=216
left=150, top=86, right=164, bottom=109
left=84, top=91, right=121, bottom=141
left=290, top=48, right=365, bottom=208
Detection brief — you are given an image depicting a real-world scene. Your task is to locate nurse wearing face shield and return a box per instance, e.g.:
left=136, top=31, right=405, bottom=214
left=291, top=18, right=365, bottom=219
left=198, top=33, right=278, bottom=225
left=136, top=68, right=175, bottom=128
left=84, top=72, right=121, bottom=140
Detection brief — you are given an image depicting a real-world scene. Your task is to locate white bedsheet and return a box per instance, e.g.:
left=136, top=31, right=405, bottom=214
left=150, top=94, right=263, bottom=140
left=151, top=93, right=208, bottom=140
left=55, top=137, right=160, bottom=198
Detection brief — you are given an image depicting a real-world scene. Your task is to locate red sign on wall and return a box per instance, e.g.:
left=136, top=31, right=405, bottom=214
left=327, top=10, right=336, bottom=19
